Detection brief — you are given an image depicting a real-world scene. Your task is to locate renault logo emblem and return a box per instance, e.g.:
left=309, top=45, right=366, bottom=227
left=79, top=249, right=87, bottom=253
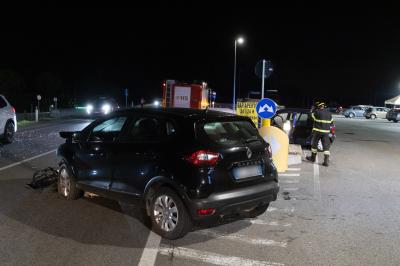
left=246, top=147, right=252, bottom=159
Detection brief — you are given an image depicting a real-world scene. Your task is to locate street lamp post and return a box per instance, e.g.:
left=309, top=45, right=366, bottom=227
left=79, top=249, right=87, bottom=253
left=232, top=37, right=244, bottom=111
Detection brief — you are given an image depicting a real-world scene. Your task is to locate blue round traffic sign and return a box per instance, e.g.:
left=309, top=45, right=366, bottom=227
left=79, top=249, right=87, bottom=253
left=256, top=98, right=277, bottom=119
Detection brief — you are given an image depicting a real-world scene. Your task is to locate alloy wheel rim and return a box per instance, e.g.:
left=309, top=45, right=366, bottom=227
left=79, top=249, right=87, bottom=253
left=59, top=168, right=70, bottom=197
left=153, top=195, right=179, bottom=232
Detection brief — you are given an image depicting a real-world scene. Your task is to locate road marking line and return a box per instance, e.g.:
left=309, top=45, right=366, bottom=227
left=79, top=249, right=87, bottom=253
left=313, top=157, right=321, bottom=200
left=280, top=180, right=299, bottom=184
left=138, top=230, right=162, bottom=266
left=246, top=219, right=291, bottom=227
left=287, top=168, right=301, bottom=171
left=0, top=149, right=57, bottom=172
left=267, top=207, right=295, bottom=213
left=279, top=173, right=300, bottom=177
left=195, top=229, right=288, bottom=247
left=282, top=187, right=298, bottom=191
left=159, top=245, right=285, bottom=266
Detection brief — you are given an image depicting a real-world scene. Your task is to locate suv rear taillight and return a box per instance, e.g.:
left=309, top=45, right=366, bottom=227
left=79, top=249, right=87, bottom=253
left=186, top=150, right=220, bottom=167
left=12, top=107, right=16, bottom=113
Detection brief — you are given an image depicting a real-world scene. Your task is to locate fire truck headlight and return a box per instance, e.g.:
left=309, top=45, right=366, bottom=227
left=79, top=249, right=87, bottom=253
left=153, top=100, right=160, bottom=107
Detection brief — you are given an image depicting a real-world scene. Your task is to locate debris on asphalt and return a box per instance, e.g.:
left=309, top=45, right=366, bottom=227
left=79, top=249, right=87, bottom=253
left=26, top=167, right=58, bottom=192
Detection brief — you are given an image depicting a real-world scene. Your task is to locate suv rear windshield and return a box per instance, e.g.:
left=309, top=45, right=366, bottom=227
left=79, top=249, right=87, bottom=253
left=197, top=120, right=260, bottom=146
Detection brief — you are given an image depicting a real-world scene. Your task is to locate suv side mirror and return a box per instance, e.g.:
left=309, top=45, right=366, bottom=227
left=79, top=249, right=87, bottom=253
left=72, top=132, right=82, bottom=143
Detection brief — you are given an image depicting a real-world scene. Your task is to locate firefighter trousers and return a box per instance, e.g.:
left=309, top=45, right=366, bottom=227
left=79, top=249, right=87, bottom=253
left=311, top=131, right=331, bottom=155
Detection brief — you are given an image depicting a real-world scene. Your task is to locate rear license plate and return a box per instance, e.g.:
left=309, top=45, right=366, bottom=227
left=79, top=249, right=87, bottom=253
left=232, top=165, right=263, bottom=180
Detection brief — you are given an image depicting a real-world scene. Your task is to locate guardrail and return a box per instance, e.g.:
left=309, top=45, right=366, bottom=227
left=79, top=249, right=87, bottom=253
left=16, top=108, right=87, bottom=121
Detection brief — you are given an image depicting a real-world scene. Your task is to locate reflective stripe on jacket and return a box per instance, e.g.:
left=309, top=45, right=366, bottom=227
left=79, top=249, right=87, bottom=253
left=311, top=109, right=333, bottom=134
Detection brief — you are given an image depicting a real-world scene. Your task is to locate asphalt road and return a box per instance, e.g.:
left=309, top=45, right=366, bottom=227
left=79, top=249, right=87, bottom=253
left=0, top=117, right=400, bottom=266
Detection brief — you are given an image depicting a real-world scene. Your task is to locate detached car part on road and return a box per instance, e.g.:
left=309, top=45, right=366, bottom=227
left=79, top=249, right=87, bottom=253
left=0, top=95, right=17, bottom=144
left=57, top=108, right=279, bottom=239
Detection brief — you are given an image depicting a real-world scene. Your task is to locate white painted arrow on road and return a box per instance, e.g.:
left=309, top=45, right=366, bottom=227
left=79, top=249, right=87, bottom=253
left=259, top=103, right=274, bottom=113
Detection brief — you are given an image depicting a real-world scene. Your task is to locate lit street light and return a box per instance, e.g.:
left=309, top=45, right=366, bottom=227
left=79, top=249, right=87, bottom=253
left=232, top=36, right=245, bottom=111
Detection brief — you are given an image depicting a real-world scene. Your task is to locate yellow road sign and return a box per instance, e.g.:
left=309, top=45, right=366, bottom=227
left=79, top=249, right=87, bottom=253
left=236, top=101, right=258, bottom=125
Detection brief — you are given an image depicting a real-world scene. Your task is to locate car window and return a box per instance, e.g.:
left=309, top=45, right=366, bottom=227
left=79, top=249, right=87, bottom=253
left=198, top=120, right=260, bottom=147
left=123, top=117, right=163, bottom=142
left=376, top=108, right=382, bottom=112
left=354, top=107, right=362, bottom=110
left=0, top=97, right=7, bottom=109
left=295, top=113, right=309, bottom=127
left=90, top=116, right=128, bottom=142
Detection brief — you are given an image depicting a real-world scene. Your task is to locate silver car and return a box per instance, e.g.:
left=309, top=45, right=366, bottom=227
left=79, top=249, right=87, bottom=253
left=364, top=107, right=390, bottom=119
left=343, top=105, right=371, bottom=118
left=0, top=95, right=17, bottom=143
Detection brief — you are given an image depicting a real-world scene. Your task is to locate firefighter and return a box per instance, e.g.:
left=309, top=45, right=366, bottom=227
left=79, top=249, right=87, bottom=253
left=306, top=101, right=333, bottom=166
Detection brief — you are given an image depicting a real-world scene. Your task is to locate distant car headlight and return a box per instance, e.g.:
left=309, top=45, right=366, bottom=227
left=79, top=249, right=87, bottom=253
left=86, top=104, right=94, bottom=114
left=102, top=103, right=111, bottom=114
left=283, top=121, right=291, bottom=133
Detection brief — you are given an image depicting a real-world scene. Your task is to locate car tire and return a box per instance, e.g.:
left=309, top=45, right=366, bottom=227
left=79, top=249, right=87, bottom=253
left=349, top=113, right=355, bottom=118
left=2, top=121, right=15, bottom=144
left=58, top=163, right=84, bottom=200
left=370, top=114, right=376, bottom=120
left=149, top=187, right=191, bottom=239
left=245, top=203, right=269, bottom=218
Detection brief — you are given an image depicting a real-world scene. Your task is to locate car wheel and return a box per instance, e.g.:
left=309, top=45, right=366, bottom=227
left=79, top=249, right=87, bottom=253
left=2, top=121, right=15, bottom=144
left=150, top=187, right=191, bottom=239
left=245, top=203, right=269, bottom=218
left=349, top=113, right=355, bottom=118
left=370, top=114, right=376, bottom=120
left=58, top=163, right=84, bottom=200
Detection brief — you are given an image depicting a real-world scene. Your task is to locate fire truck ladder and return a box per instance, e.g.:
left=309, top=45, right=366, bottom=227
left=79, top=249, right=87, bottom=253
left=165, top=82, right=172, bottom=107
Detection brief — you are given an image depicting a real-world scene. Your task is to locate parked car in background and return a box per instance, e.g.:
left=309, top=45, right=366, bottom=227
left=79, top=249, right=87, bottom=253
left=386, top=108, right=400, bottom=122
left=0, top=95, right=17, bottom=144
left=326, top=105, right=343, bottom=114
left=57, top=108, right=279, bottom=239
left=343, top=105, right=371, bottom=118
left=364, top=107, right=390, bottom=119
left=271, top=108, right=335, bottom=151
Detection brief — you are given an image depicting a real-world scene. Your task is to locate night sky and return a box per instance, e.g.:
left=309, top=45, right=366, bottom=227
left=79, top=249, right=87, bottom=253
left=1, top=7, right=400, bottom=110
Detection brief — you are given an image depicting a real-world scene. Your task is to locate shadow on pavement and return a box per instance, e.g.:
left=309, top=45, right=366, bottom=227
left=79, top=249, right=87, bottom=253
left=0, top=177, right=251, bottom=248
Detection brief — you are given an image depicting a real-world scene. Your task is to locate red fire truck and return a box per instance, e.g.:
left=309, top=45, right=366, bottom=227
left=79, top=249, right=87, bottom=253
left=162, top=80, right=209, bottom=109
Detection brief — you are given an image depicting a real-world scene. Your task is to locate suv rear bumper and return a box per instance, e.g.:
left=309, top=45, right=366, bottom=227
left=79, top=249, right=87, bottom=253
left=186, top=180, right=279, bottom=224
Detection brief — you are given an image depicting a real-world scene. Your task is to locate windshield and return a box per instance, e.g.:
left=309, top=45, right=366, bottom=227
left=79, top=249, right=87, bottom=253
left=197, top=120, right=261, bottom=146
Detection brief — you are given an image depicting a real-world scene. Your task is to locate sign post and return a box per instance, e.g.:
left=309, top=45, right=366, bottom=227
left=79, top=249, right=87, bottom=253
left=124, top=88, right=129, bottom=108
left=53, top=97, right=58, bottom=110
left=36, top=94, right=42, bottom=113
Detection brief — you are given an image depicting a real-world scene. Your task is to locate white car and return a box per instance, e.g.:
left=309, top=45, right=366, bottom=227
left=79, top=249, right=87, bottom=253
left=0, top=95, right=17, bottom=143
